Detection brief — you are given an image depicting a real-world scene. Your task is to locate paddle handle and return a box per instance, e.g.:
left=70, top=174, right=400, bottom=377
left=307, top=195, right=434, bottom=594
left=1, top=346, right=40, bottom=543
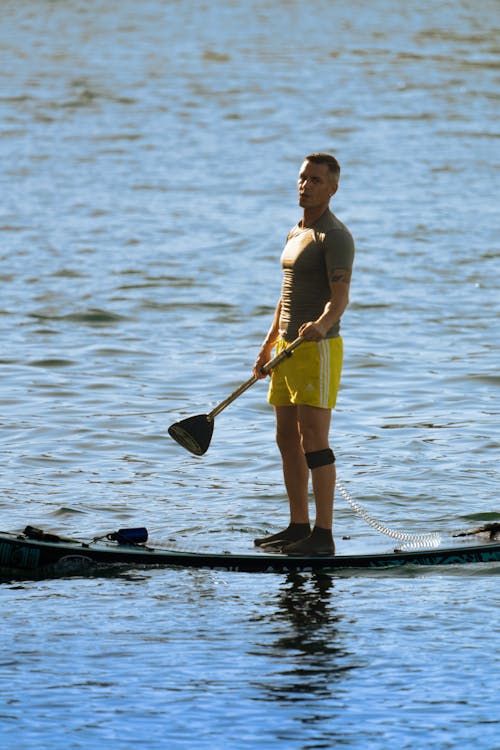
left=208, top=336, right=303, bottom=419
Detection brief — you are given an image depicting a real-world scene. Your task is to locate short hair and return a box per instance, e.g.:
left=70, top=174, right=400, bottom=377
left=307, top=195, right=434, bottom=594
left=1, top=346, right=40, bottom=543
left=305, top=152, right=341, bottom=184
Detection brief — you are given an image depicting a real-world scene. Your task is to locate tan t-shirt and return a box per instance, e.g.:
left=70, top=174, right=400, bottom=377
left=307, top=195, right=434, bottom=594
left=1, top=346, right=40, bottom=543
left=279, top=209, right=355, bottom=341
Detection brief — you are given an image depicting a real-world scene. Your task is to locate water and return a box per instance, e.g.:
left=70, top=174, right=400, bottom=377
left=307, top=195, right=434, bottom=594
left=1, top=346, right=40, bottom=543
left=0, top=1, right=499, bottom=747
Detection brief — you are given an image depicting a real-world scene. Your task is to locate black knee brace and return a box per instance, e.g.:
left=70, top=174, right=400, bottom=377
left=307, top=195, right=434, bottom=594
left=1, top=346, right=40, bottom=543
left=305, top=448, right=335, bottom=469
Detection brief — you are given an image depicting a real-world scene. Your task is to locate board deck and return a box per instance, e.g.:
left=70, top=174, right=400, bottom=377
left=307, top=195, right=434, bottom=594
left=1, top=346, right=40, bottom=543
left=1, top=528, right=499, bottom=579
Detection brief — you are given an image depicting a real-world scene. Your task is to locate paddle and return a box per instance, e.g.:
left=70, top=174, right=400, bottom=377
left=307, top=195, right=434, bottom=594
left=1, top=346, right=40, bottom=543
left=168, top=336, right=303, bottom=455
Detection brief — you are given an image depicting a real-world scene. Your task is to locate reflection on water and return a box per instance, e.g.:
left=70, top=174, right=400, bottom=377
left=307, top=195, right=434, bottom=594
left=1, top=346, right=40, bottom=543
left=270, top=574, right=341, bottom=652
left=250, top=574, right=356, bottom=704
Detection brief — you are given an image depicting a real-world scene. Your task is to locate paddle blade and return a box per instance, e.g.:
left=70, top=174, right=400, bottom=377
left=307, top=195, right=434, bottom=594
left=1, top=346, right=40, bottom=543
left=168, top=414, right=214, bottom=456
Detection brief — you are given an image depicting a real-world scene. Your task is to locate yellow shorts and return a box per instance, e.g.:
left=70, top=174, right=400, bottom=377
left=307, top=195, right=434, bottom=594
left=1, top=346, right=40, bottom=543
left=267, top=337, right=343, bottom=409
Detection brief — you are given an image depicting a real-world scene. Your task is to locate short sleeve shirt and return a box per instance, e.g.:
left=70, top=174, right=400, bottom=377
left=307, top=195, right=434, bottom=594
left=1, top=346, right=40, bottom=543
left=278, top=209, right=355, bottom=341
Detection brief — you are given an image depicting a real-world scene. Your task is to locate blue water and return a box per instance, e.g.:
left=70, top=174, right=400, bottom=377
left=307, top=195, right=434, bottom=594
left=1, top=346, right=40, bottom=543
left=0, top=1, right=499, bottom=748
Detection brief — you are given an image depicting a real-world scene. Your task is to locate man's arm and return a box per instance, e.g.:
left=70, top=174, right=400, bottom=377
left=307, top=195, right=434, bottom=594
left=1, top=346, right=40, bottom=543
left=299, top=268, right=352, bottom=340
left=253, top=298, right=282, bottom=378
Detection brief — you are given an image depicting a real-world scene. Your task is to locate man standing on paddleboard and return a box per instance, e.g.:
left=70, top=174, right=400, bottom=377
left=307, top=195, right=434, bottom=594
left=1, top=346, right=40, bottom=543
left=253, top=153, right=354, bottom=555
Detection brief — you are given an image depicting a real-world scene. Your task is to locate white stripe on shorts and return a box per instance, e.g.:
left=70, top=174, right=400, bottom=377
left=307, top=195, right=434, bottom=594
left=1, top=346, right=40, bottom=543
left=318, top=339, right=330, bottom=408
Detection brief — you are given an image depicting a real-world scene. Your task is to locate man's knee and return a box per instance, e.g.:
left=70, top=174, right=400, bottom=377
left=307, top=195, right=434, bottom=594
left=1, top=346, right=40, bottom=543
left=297, top=406, right=332, bottom=451
left=276, top=427, right=301, bottom=455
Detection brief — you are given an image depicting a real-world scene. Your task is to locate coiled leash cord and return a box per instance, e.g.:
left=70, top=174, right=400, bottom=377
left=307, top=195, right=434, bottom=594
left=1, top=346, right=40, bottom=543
left=336, top=480, right=442, bottom=550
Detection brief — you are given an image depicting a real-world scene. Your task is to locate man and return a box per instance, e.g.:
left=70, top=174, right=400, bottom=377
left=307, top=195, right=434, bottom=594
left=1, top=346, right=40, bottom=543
left=253, top=153, right=354, bottom=555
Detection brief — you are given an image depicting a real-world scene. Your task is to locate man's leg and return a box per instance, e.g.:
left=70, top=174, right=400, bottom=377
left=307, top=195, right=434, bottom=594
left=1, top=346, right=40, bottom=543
left=275, top=405, right=310, bottom=524
left=254, top=405, right=310, bottom=547
left=298, top=404, right=335, bottom=529
left=284, top=405, right=336, bottom=554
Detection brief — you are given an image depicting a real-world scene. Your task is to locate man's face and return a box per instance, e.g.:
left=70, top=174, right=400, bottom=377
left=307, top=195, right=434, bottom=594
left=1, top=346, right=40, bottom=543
left=297, top=160, right=337, bottom=211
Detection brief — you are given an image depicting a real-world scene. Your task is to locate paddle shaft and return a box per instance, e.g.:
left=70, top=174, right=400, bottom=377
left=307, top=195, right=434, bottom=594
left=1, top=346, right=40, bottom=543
left=208, top=337, right=303, bottom=420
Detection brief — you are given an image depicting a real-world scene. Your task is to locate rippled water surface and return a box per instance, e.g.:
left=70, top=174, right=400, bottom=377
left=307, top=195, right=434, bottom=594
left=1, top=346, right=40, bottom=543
left=1, top=1, right=499, bottom=748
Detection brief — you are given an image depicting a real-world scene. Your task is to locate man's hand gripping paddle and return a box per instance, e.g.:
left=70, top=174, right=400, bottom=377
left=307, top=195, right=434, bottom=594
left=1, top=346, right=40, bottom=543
left=168, top=337, right=303, bottom=455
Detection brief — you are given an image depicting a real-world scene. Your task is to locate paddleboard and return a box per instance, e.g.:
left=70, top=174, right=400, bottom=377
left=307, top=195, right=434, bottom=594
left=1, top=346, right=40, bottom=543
left=0, top=527, right=499, bottom=579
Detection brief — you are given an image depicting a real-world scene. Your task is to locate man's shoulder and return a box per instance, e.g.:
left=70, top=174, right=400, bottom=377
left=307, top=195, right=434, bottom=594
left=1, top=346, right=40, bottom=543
left=316, top=211, right=355, bottom=267
left=314, top=210, right=352, bottom=238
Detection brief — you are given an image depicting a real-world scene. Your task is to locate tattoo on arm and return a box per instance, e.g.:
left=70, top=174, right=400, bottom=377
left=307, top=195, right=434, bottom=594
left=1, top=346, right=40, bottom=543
left=329, top=268, right=352, bottom=284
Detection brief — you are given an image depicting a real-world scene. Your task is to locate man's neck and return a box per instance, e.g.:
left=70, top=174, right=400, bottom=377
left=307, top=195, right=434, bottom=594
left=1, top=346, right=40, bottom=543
left=300, top=205, right=329, bottom=228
